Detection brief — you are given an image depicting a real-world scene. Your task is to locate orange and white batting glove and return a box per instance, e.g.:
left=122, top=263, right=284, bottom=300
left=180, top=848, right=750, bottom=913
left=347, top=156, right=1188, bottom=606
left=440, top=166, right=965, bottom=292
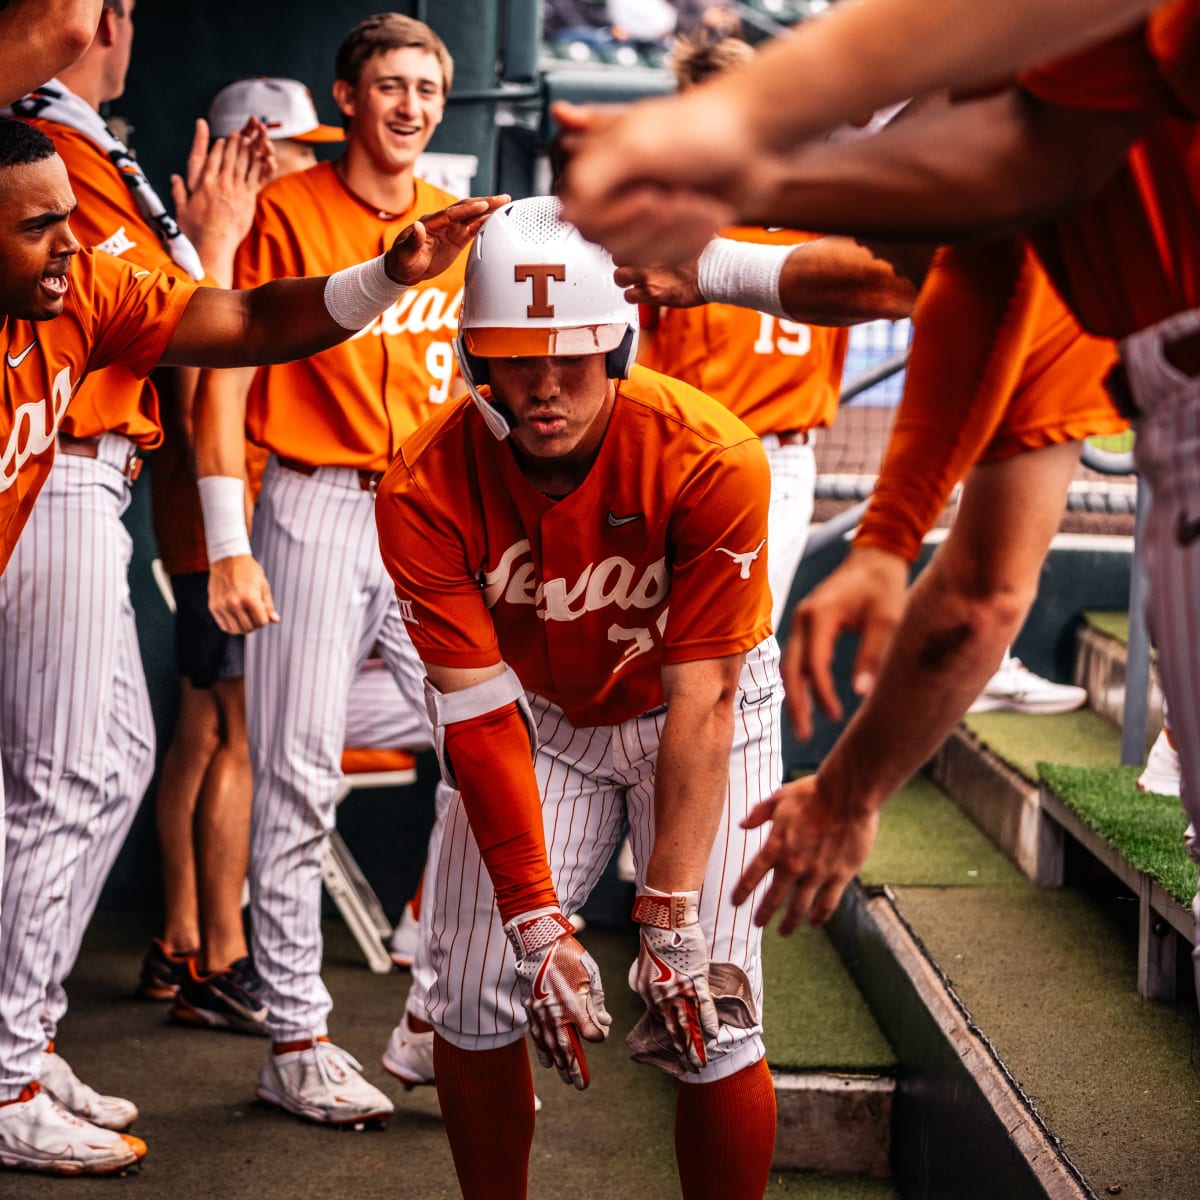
left=504, top=906, right=612, bottom=1090
left=630, top=889, right=719, bottom=1073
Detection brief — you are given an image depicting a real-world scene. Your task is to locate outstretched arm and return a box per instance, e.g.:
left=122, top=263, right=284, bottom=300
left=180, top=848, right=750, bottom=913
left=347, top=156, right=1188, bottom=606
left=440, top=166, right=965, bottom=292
left=0, top=1, right=102, bottom=107
left=557, top=0, right=1158, bottom=261
left=734, top=439, right=1082, bottom=932
left=616, top=234, right=920, bottom=327
left=160, top=195, right=507, bottom=368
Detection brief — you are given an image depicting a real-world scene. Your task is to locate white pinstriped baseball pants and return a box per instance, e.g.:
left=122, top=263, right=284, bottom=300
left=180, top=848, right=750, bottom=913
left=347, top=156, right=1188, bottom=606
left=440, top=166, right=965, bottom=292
left=0, top=440, right=154, bottom=1096
left=1125, top=309, right=1200, bottom=1004
left=761, top=436, right=817, bottom=630
left=410, top=638, right=783, bottom=1084
left=246, top=457, right=430, bottom=1040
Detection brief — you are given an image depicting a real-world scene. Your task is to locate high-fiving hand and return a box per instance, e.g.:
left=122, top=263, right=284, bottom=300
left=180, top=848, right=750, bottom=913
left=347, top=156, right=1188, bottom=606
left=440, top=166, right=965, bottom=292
left=384, top=195, right=510, bottom=288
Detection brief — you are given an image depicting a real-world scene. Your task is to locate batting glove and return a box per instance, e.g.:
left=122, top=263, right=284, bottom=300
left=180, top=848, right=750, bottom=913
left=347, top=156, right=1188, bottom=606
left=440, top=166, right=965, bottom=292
left=630, top=889, right=719, bottom=1072
left=504, top=906, right=612, bottom=1090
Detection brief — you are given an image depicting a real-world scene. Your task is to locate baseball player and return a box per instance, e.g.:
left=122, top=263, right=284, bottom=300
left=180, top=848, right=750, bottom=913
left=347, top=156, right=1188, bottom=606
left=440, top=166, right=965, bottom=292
left=376, top=196, right=782, bottom=1200
left=0, top=0, right=274, bottom=1159
left=0, top=112, right=501, bottom=1174
left=194, top=14, right=466, bottom=1127
left=141, top=74, right=345, bottom=1027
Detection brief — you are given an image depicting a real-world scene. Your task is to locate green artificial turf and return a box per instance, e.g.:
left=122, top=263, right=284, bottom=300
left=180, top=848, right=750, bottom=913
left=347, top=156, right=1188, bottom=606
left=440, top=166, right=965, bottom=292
left=762, top=924, right=896, bottom=1071
left=860, top=776, right=1021, bottom=889
left=1038, top=762, right=1196, bottom=904
left=1082, top=610, right=1131, bottom=647
left=963, top=707, right=1123, bottom=781
left=1086, top=430, right=1136, bottom=454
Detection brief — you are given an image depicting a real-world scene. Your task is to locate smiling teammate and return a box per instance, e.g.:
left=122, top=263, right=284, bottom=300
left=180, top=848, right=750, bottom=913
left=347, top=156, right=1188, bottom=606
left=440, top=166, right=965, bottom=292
left=194, top=14, right=469, bottom=1127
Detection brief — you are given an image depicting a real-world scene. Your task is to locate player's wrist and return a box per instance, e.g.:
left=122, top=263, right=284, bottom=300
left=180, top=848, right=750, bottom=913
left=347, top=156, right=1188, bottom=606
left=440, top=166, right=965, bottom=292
left=697, top=237, right=792, bottom=320
left=632, top=888, right=701, bottom=929
left=323, top=255, right=408, bottom=331
left=197, top=475, right=252, bottom=562
left=503, top=905, right=574, bottom=958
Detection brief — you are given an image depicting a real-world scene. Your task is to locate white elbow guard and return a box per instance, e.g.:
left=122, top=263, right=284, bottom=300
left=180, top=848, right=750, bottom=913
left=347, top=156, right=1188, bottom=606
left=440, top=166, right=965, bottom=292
left=323, top=254, right=408, bottom=331
left=696, top=237, right=793, bottom=321
left=197, top=475, right=252, bottom=563
left=424, top=665, right=537, bottom=789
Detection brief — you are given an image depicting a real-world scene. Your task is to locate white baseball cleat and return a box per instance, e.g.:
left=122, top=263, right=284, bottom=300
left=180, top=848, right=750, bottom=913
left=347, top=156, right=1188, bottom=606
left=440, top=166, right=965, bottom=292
left=0, top=1083, right=146, bottom=1175
left=1137, top=730, right=1182, bottom=796
left=388, top=906, right=421, bottom=970
left=39, top=1051, right=138, bottom=1132
left=381, top=1014, right=543, bottom=1110
left=381, top=1012, right=435, bottom=1089
left=257, top=1040, right=394, bottom=1128
left=967, top=657, right=1087, bottom=715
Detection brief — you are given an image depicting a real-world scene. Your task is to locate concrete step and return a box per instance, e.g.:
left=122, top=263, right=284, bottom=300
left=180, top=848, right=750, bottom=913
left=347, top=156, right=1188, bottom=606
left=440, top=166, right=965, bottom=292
left=834, top=774, right=1200, bottom=1200
left=1072, top=611, right=1163, bottom=746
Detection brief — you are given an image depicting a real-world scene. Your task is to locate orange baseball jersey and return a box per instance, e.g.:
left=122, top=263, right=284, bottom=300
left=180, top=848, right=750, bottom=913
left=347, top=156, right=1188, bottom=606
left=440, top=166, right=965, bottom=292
left=376, top=365, right=773, bottom=728
left=26, top=119, right=191, bottom=447
left=0, top=250, right=196, bottom=571
left=856, top=239, right=1124, bottom=564
left=235, top=162, right=463, bottom=470
left=1017, top=2, right=1200, bottom=338
left=639, top=227, right=848, bottom=436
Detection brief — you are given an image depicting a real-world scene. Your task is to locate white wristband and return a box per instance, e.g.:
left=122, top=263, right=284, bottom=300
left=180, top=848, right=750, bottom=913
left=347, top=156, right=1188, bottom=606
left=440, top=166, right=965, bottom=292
left=323, top=254, right=408, bottom=331
left=197, top=475, right=252, bottom=563
left=696, top=237, right=793, bottom=321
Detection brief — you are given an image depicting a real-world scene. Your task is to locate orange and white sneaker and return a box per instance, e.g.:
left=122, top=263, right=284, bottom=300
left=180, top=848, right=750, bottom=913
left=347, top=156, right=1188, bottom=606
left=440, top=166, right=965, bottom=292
left=381, top=1012, right=435, bottom=1089
left=257, top=1039, right=394, bottom=1128
left=39, top=1050, right=138, bottom=1131
left=0, top=1083, right=146, bottom=1175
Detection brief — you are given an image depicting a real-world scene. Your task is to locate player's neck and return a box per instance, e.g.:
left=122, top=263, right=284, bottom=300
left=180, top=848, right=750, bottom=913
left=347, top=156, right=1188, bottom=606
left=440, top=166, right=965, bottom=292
left=333, top=144, right=417, bottom=218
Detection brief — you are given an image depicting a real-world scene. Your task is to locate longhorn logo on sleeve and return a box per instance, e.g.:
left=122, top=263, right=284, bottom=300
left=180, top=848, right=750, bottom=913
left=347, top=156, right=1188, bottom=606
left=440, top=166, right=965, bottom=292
left=716, top=539, right=767, bottom=579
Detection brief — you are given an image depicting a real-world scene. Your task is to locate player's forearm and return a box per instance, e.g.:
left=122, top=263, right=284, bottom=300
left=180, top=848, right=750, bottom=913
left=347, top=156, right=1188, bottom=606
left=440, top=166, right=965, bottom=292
left=194, top=366, right=255, bottom=480
left=738, top=90, right=1145, bottom=244
left=816, top=555, right=1024, bottom=812
left=0, top=1, right=101, bottom=106
left=646, top=661, right=741, bottom=894
left=710, top=0, right=1156, bottom=159
left=777, top=237, right=919, bottom=326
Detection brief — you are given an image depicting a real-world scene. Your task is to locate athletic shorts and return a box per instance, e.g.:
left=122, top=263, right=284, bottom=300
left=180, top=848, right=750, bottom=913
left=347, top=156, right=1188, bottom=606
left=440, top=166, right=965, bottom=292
left=171, top=571, right=245, bottom=688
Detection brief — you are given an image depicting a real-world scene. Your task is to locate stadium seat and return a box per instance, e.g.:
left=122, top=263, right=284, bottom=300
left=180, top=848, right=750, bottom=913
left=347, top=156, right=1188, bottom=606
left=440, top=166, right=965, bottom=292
left=321, top=747, right=418, bottom=973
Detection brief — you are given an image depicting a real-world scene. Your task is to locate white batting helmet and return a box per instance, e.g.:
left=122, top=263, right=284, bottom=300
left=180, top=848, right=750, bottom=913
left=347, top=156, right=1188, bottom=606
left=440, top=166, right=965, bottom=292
left=454, top=196, right=639, bottom=440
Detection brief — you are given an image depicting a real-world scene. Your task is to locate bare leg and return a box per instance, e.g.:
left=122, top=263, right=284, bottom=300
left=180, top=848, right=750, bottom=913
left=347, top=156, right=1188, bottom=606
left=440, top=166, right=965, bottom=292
left=195, top=678, right=253, bottom=973
left=155, top=681, right=219, bottom=955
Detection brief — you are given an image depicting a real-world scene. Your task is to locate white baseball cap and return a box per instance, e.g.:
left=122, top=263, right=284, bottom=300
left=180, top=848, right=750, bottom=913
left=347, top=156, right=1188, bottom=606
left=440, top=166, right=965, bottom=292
left=207, top=77, right=344, bottom=143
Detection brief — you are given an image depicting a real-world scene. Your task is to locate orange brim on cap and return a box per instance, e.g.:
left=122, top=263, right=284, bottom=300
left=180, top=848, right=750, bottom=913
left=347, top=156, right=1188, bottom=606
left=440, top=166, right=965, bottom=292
left=290, top=124, right=345, bottom=144
left=464, top=324, right=626, bottom=357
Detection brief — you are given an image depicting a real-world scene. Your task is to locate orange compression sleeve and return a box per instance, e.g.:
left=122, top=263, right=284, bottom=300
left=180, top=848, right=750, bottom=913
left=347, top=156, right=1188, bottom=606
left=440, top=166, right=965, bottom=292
left=855, top=239, right=1039, bottom=563
left=443, top=702, right=558, bottom=923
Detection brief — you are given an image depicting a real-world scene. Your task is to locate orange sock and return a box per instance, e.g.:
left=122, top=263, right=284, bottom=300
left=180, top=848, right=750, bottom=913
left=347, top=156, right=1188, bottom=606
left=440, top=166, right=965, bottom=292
left=675, top=1059, right=777, bottom=1200
left=435, top=1035, right=535, bottom=1200
left=408, top=875, right=424, bottom=918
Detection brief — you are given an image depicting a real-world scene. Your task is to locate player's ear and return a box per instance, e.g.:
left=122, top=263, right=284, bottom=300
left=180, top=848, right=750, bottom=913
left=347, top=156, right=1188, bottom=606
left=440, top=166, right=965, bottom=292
left=331, top=79, right=355, bottom=124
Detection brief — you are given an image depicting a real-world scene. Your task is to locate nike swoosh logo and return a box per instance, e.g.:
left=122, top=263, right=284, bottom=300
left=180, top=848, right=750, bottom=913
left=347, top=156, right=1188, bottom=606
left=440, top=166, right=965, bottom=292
left=1177, top=511, right=1200, bottom=547
left=6, top=343, right=36, bottom=369
left=647, top=947, right=673, bottom=986
left=607, top=511, right=643, bottom=528
left=533, top=952, right=556, bottom=1003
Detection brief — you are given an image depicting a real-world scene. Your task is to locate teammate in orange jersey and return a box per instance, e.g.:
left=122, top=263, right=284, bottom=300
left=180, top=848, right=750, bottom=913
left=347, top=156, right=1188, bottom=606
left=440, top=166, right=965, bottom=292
left=194, top=14, right=470, bottom=1128
left=0, top=114, right=502, bottom=1174
left=376, top=196, right=782, bottom=1200
left=1, top=3, right=279, bottom=1090
left=140, top=74, right=346, bottom=1032
left=0, top=1, right=104, bottom=109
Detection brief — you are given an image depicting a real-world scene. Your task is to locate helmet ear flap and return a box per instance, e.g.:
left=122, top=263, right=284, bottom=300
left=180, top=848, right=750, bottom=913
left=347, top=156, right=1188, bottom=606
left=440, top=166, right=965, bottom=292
left=605, top=325, right=639, bottom=380
left=453, top=336, right=512, bottom=441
